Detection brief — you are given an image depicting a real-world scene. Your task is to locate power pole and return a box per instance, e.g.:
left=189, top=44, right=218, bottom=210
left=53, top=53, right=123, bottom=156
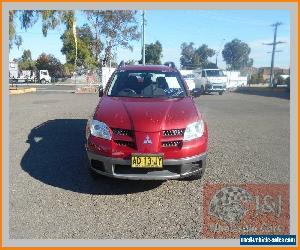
left=215, top=38, right=226, bottom=67
left=263, top=22, right=285, bottom=87
left=142, top=10, right=146, bottom=65
left=72, top=16, right=78, bottom=85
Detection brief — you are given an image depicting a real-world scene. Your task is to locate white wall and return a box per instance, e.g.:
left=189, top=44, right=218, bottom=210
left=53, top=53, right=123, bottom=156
left=223, top=71, right=248, bottom=88
left=179, top=70, right=194, bottom=76
left=102, top=67, right=116, bottom=89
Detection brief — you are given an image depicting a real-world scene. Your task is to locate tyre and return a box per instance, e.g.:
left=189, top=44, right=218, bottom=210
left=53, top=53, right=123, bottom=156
left=40, top=79, right=46, bottom=84
left=200, top=85, right=205, bottom=94
left=219, top=91, right=224, bottom=95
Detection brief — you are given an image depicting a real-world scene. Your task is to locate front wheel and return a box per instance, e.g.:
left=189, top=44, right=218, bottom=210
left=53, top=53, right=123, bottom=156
left=40, top=79, right=46, bottom=84
left=200, top=85, right=205, bottom=94
left=219, top=91, right=224, bottom=95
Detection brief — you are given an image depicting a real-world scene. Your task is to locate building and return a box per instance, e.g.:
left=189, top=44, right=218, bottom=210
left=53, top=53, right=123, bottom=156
left=258, top=67, right=290, bottom=81
left=239, top=67, right=258, bottom=76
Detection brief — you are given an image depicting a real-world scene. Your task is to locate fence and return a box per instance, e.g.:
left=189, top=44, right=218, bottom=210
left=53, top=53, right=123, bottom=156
left=74, top=67, right=115, bottom=93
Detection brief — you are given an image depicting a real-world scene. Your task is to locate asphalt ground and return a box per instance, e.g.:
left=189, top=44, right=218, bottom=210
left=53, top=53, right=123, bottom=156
left=9, top=90, right=290, bottom=239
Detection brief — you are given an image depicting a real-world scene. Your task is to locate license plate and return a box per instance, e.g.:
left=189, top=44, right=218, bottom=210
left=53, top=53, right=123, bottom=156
left=131, top=154, right=163, bottom=168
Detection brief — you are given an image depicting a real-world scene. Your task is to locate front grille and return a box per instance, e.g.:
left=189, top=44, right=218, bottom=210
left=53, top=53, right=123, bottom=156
left=114, top=164, right=181, bottom=175
left=112, top=128, right=133, bottom=137
left=162, top=140, right=182, bottom=147
left=115, top=140, right=135, bottom=148
left=163, top=129, right=184, bottom=136
left=112, top=128, right=135, bottom=148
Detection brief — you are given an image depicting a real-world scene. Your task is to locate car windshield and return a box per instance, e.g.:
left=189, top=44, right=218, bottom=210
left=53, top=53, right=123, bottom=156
left=183, top=74, right=195, bottom=79
left=206, top=70, right=225, bottom=77
left=107, top=70, right=187, bottom=98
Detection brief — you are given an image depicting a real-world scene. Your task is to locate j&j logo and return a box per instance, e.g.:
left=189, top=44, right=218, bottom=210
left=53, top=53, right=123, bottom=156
left=209, top=186, right=253, bottom=224
left=203, top=184, right=289, bottom=238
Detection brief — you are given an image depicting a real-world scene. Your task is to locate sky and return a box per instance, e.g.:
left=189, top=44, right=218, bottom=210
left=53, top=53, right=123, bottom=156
left=9, top=9, right=291, bottom=69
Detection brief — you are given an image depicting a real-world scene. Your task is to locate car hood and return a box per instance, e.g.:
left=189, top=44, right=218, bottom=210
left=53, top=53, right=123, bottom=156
left=94, top=96, right=200, bottom=132
left=207, top=77, right=227, bottom=84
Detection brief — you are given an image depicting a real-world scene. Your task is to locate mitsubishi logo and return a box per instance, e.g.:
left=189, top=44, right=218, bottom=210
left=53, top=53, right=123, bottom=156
left=143, top=135, right=152, bottom=144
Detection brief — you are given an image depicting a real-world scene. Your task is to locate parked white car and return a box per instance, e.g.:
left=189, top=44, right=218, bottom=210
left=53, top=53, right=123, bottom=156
left=182, top=73, right=196, bottom=91
left=194, top=69, right=227, bottom=95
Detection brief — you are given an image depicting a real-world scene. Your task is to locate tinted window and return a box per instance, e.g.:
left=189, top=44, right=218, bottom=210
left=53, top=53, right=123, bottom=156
left=107, top=70, right=187, bottom=98
left=183, top=74, right=196, bottom=79
left=206, top=70, right=225, bottom=77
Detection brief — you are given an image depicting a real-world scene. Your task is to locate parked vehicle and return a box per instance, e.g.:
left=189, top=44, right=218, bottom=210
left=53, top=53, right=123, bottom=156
left=86, top=64, right=208, bottom=180
left=195, top=68, right=227, bottom=95
left=182, top=73, right=196, bottom=91
left=38, top=70, right=51, bottom=84
left=182, top=73, right=197, bottom=91
left=273, top=74, right=290, bottom=88
left=9, top=61, right=51, bottom=84
left=180, top=70, right=206, bottom=93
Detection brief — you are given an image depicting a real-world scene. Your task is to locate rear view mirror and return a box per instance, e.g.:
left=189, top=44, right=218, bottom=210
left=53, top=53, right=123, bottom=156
left=191, top=88, right=201, bottom=98
left=98, top=85, right=104, bottom=97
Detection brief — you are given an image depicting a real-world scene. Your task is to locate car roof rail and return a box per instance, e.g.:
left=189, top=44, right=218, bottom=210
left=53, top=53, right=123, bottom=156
left=164, top=61, right=176, bottom=69
left=118, top=61, right=125, bottom=68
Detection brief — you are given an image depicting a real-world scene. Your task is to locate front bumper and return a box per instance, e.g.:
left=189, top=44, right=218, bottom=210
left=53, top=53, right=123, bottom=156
left=87, top=151, right=207, bottom=180
left=206, top=84, right=226, bottom=92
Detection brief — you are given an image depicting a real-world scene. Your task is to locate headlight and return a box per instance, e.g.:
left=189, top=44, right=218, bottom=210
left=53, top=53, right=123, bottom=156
left=90, top=120, right=111, bottom=140
left=183, top=120, right=205, bottom=141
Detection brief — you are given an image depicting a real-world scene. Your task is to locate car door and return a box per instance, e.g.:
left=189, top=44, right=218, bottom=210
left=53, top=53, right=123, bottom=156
left=199, top=70, right=207, bottom=87
left=193, top=72, right=202, bottom=89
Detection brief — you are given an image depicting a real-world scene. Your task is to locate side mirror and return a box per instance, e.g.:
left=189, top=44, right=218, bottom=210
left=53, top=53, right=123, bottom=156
left=191, top=88, right=201, bottom=97
left=98, top=85, right=104, bottom=97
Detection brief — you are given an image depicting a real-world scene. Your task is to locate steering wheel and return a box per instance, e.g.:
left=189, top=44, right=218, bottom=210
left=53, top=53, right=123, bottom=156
left=121, top=88, right=137, bottom=95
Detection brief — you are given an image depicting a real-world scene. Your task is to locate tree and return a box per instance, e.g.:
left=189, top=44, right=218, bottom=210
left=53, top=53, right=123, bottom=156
left=126, top=59, right=136, bottom=65
left=61, top=24, right=97, bottom=69
left=9, top=10, right=74, bottom=49
left=63, top=63, right=74, bottom=77
left=35, top=53, right=63, bottom=78
left=85, top=10, right=140, bottom=66
left=9, top=10, right=22, bottom=49
left=21, top=49, right=32, bottom=61
left=139, top=41, right=163, bottom=64
left=222, top=39, right=253, bottom=70
left=249, top=73, right=263, bottom=85
left=180, top=42, right=215, bottom=69
left=203, top=62, right=218, bottom=69
left=180, top=42, right=196, bottom=69
left=9, top=10, right=43, bottom=48
left=18, top=49, right=35, bottom=70
left=195, top=44, right=215, bottom=68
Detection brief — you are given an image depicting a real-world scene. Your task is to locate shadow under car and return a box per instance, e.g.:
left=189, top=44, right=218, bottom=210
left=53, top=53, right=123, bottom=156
left=20, top=119, right=162, bottom=195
